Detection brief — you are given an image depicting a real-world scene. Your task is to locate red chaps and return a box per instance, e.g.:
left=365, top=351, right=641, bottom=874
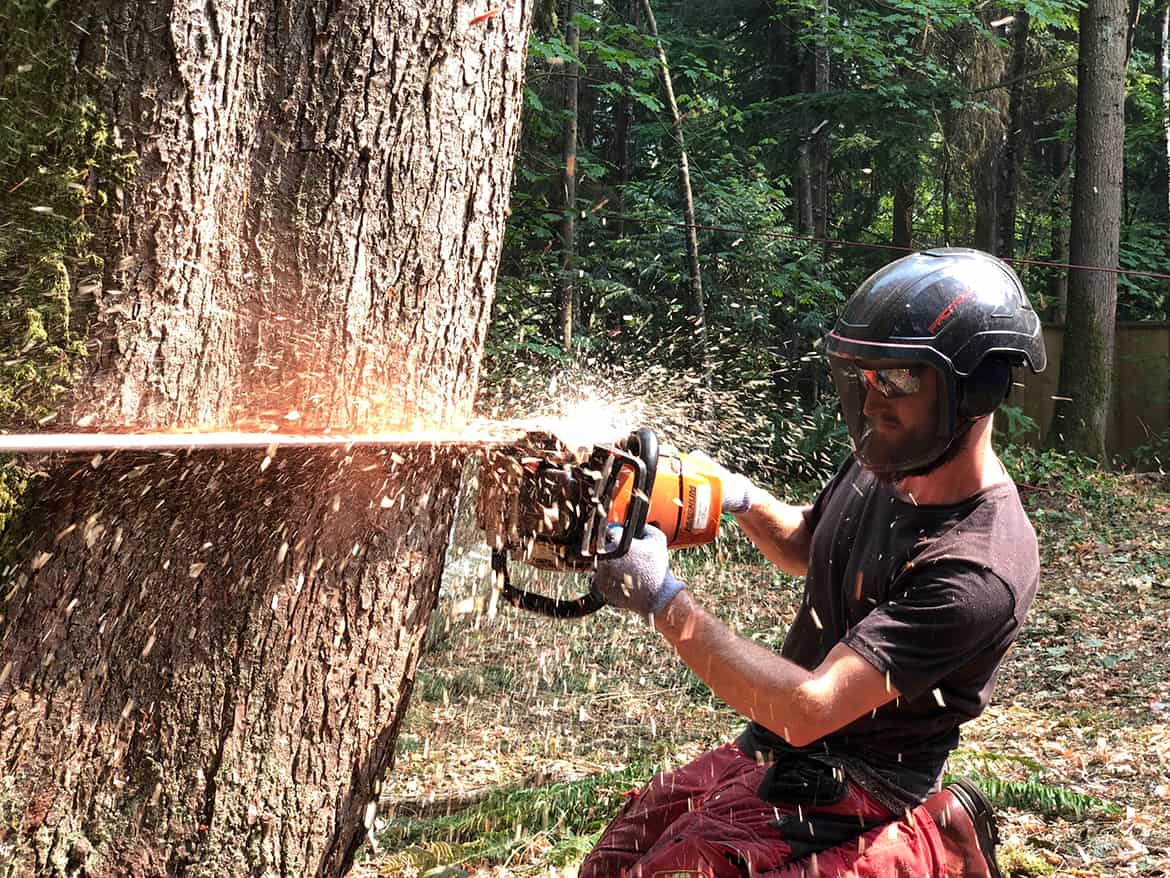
left=579, top=743, right=948, bottom=878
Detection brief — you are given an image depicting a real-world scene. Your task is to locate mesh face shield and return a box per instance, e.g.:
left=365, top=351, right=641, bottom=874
left=828, top=355, right=958, bottom=476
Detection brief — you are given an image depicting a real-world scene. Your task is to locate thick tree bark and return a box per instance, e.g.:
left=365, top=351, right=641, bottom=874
left=996, top=10, right=1030, bottom=259
left=559, top=0, right=580, bottom=351
left=1161, top=1, right=1170, bottom=243
left=1048, top=137, right=1072, bottom=322
left=893, top=173, right=916, bottom=250
left=0, top=1, right=532, bottom=876
left=1048, top=0, right=1128, bottom=458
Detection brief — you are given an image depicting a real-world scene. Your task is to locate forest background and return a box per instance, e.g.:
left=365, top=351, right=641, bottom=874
left=478, top=0, right=1167, bottom=475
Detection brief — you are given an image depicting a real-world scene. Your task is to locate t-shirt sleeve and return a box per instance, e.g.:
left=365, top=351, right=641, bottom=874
left=841, top=561, right=1019, bottom=701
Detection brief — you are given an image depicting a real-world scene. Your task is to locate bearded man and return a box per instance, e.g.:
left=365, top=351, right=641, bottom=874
left=583, top=248, right=1047, bottom=878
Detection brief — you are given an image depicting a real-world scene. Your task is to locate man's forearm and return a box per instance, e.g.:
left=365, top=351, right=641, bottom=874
left=654, top=590, right=820, bottom=746
left=734, top=491, right=811, bottom=577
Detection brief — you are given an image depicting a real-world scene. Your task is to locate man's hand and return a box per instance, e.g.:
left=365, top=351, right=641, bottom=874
left=689, top=450, right=762, bottom=514
left=593, top=525, right=686, bottom=618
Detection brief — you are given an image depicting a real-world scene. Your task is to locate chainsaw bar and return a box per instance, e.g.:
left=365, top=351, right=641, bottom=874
left=0, top=427, right=526, bottom=455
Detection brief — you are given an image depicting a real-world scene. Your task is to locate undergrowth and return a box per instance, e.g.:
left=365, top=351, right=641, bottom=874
left=373, top=764, right=650, bottom=873
left=948, top=749, right=1118, bottom=821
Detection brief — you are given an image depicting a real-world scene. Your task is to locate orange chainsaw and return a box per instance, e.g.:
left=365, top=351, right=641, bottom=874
left=476, top=428, right=726, bottom=617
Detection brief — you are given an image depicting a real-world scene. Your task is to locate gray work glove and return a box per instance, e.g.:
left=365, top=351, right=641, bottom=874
left=593, top=525, right=686, bottom=618
left=688, top=450, right=762, bottom=514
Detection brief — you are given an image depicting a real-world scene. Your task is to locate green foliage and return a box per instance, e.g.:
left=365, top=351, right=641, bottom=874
left=1000, top=441, right=1110, bottom=500
left=1117, top=222, right=1170, bottom=320
left=947, top=750, right=1120, bottom=821
left=996, top=408, right=1113, bottom=493
left=1129, top=426, right=1170, bottom=471
left=374, top=764, right=651, bottom=871
left=952, top=769, right=1119, bottom=821
left=996, top=845, right=1056, bottom=878
left=0, top=2, right=136, bottom=527
left=1021, top=0, right=1080, bottom=29
left=997, top=404, right=1041, bottom=444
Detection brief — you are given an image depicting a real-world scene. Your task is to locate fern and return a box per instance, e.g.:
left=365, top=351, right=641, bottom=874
left=945, top=770, right=1118, bottom=821
left=377, top=764, right=649, bottom=873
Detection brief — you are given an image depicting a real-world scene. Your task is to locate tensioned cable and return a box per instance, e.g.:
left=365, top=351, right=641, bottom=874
left=596, top=212, right=1170, bottom=282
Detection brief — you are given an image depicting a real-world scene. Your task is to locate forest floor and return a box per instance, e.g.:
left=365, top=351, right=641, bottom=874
left=358, top=468, right=1170, bottom=878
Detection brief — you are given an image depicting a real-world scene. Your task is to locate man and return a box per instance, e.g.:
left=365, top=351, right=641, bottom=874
left=582, top=248, right=1047, bottom=878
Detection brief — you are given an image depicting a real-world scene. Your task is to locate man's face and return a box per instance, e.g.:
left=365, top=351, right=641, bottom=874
left=829, top=356, right=947, bottom=478
left=858, top=360, right=939, bottom=459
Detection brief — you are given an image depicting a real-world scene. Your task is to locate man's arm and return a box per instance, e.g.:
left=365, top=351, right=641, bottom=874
left=655, top=590, right=899, bottom=747
left=732, top=490, right=814, bottom=577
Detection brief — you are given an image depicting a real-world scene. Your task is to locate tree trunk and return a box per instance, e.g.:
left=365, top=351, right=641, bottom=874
left=973, top=150, right=999, bottom=253
left=612, top=0, right=640, bottom=241
left=1047, top=137, right=1073, bottom=322
left=811, top=0, right=830, bottom=241
left=796, top=143, right=815, bottom=236
left=796, top=10, right=829, bottom=242
left=1048, top=0, right=1128, bottom=459
left=893, top=173, right=916, bottom=250
left=559, top=0, right=580, bottom=351
left=641, top=0, right=706, bottom=370
left=996, top=10, right=1030, bottom=259
left=942, top=150, right=952, bottom=245
left=0, top=1, right=532, bottom=875
left=958, top=16, right=1007, bottom=255
left=1161, top=1, right=1170, bottom=244
left=794, top=36, right=815, bottom=238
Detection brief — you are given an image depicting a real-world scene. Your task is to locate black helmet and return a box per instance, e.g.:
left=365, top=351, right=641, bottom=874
left=825, top=248, right=1046, bottom=475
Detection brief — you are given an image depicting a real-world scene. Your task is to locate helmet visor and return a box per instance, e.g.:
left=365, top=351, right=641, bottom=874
left=828, top=355, right=953, bottom=475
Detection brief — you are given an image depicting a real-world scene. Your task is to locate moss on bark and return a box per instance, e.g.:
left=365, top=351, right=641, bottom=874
left=0, top=1, right=136, bottom=528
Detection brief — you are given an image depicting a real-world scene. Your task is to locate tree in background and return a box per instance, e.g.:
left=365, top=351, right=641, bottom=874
left=559, top=0, right=581, bottom=350
left=997, top=9, right=1031, bottom=259
left=1164, top=0, right=1170, bottom=319
left=0, top=0, right=531, bottom=873
left=1048, top=0, right=1130, bottom=458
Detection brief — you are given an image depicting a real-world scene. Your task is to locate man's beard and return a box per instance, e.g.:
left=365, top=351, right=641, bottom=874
left=864, top=418, right=977, bottom=486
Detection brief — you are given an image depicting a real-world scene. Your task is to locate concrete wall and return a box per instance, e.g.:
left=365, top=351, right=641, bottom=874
left=1010, top=323, right=1170, bottom=457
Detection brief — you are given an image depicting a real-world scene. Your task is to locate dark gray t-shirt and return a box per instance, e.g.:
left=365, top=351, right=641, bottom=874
left=739, top=456, right=1040, bottom=803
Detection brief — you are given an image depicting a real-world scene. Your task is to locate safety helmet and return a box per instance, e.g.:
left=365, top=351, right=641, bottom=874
left=825, top=248, right=1046, bottom=475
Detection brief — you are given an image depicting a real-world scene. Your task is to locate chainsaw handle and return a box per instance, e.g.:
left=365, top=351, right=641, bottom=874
left=621, top=427, right=658, bottom=540
left=495, top=550, right=605, bottom=619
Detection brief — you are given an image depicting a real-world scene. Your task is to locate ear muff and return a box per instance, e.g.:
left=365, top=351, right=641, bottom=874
left=958, top=358, right=1012, bottom=419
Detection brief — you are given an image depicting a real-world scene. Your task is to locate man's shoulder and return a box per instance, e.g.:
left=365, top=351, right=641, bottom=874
left=815, top=455, right=869, bottom=504
left=915, top=480, right=1039, bottom=588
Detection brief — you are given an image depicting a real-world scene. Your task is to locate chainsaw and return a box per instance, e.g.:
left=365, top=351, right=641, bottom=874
left=476, top=427, right=726, bottom=618
left=0, top=423, right=726, bottom=618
